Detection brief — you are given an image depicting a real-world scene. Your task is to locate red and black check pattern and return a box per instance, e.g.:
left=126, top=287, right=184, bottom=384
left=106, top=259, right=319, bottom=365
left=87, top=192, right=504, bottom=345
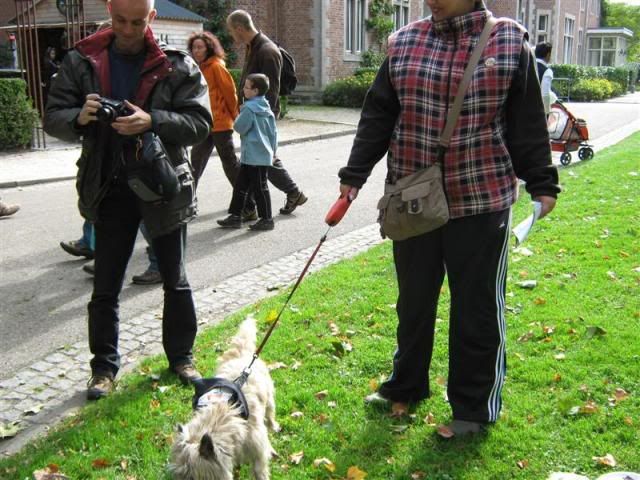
left=387, top=10, right=526, bottom=218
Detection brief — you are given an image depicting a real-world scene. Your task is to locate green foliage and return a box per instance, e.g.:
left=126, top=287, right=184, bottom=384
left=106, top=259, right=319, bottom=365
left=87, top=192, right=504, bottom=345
left=571, top=78, right=617, bottom=101
left=229, top=67, right=242, bottom=91
left=552, top=64, right=630, bottom=98
left=602, top=0, right=640, bottom=63
left=360, top=48, right=386, bottom=69
left=354, top=66, right=379, bottom=77
left=322, top=72, right=376, bottom=108
left=0, top=78, right=38, bottom=149
left=365, top=0, right=394, bottom=48
left=170, top=0, right=238, bottom=65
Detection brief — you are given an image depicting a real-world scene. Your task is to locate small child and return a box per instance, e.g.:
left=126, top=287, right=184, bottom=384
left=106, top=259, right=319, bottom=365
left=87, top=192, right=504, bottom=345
left=217, top=73, right=277, bottom=231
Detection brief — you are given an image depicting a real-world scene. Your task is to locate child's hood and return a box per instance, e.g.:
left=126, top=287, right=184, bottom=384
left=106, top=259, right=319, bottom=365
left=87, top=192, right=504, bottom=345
left=243, top=96, right=273, bottom=117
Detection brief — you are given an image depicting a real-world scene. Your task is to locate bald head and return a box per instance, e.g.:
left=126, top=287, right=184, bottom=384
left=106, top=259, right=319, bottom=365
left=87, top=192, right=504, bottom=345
left=226, top=10, right=258, bottom=45
left=107, top=0, right=156, bottom=53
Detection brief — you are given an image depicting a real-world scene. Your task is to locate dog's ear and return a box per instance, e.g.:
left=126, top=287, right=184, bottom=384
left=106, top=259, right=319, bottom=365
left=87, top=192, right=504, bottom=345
left=176, top=424, right=184, bottom=434
left=199, top=433, right=216, bottom=460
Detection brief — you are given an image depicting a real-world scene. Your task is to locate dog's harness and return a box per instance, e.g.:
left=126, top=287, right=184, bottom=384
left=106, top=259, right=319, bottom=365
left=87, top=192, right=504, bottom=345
left=192, top=377, right=249, bottom=420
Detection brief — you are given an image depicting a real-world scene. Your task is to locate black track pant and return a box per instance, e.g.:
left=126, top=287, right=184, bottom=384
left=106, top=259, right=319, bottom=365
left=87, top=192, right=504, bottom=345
left=378, top=208, right=511, bottom=423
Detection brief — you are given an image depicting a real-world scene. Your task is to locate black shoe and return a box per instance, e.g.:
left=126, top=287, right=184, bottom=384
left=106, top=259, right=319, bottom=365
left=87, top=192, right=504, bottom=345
left=87, top=374, right=114, bottom=400
left=60, top=240, right=94, bottom=259
left=172, top=363, right=202, bottom=385
left=131, top=269, right=162, bottom=285
left=242, top=208, right=258, bottom=222
left=217, top=214, right=242, bottom=228
left=82, top=262, right=95, bottom=276
left=280, top=190, right=308, bottom=215
left=249, top=218, right=275, bottom=231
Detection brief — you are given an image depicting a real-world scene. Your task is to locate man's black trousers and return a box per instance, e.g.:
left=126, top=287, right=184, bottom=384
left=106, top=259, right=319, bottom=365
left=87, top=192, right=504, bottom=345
left=378, top=208, right=511, bottom=423
left=88, top=184, right=197, bottom=378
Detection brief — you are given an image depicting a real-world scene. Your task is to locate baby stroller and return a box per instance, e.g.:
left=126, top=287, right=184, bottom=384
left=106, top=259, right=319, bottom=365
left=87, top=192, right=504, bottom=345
left=547, top=101, right=594, bottom=165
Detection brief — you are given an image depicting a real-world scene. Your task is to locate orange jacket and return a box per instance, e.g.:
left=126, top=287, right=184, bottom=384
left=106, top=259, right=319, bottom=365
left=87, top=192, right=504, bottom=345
left=200, top=56, right=239, bottom=132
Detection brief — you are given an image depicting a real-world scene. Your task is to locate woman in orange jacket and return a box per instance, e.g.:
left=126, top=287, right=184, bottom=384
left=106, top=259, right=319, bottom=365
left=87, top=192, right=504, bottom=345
left=188, top=32, right=243, bottom=189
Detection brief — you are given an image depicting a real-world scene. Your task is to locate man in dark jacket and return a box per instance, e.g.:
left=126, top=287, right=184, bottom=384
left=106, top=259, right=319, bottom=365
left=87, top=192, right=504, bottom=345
left=44, top=0, right=212, bottom=400
left=226, top=9, right=308, bottom=215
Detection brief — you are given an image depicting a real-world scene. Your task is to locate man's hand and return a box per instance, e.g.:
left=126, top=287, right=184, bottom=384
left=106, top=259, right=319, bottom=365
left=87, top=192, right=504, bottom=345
left=76, top=93, right=102, bottom=126
left=339, top=183, right=359, bottom=201
left=111, top=100, right=152, bottom=136
left=534, top=195, right=556, bottom=218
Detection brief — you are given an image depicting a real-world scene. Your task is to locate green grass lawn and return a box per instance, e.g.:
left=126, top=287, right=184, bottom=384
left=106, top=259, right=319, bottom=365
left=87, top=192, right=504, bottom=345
left=2, top=134, right=639, bottom=479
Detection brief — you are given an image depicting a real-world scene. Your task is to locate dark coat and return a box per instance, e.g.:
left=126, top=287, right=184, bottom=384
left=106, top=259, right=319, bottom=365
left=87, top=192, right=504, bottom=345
left=239, top=32, right=282, bottom=118
left=44, top=27, right=212, bottom=237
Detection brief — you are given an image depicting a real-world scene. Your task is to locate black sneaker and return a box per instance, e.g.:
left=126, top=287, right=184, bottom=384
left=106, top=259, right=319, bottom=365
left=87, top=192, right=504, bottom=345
left=249, top=218, right=275, bottom=231
left=172, top=363, right=202, bottom=385
left=280, top=190, right=308, bottom=215
left=87, top=374, right=114, bottom=400
left=60, top=240, right=94, bottom=259
left=242, top=208, right=258, bottom=221
left=217, top=214, right=242, bottom=228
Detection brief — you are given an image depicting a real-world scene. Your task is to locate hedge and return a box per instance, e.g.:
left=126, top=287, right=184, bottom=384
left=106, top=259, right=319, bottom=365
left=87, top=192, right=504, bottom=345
left=322, top=72, right=376, bottom=108
left=552, top=64, right=629, bottom=99
left=0, top=78, right=38, bottom=150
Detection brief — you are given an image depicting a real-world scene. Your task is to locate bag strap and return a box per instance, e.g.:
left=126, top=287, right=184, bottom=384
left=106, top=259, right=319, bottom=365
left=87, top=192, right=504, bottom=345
left=439, top=15, right=498, bottom=152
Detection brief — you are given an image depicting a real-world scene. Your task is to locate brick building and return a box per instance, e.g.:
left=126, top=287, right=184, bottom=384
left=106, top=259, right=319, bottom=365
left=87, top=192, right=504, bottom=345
left=229, top=0, right=631, bottom=99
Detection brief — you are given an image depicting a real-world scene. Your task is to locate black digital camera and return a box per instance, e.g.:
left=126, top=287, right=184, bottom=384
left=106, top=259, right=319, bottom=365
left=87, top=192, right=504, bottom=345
left=96, top=97, right=131, bottom=123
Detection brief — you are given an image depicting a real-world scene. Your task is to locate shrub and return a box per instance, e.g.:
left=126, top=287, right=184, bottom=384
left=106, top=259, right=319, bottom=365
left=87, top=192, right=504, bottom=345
left=322, top=72, right=376, bottom=108
left=229, top=68, right=242, bottom=91
left=0, top=78, right=38, bottom=150
left=354, top=67, right=379, bottom=78
left=571, top=78, right=617, bottom=101
left=360, top=49, right=386, bottom=69
left=552, top=64, right=629, bottom=98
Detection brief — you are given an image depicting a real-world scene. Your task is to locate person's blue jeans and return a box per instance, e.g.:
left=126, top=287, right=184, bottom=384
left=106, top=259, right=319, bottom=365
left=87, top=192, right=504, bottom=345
left=80, top=220, right=95, bottom=251
left=88, top=183, right=197, bottom=377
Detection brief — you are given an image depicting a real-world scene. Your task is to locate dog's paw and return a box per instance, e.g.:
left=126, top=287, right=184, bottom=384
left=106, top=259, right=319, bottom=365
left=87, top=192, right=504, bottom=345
left=270, top=421, right=281, bottom=433
left=270, top=447, right=281, bottom=459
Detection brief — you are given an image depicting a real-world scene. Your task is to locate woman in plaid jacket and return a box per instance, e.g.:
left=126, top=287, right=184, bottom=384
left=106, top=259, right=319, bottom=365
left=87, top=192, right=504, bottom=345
left=338, top=0, right=560, bottom=437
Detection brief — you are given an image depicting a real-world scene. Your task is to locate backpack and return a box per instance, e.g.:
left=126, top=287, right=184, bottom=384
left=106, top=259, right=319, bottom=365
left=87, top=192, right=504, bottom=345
left=278, top=46, right=297, bottom=96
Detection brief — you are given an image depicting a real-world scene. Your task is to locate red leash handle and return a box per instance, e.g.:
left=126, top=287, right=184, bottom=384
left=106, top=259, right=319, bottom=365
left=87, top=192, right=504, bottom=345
left=325, top=189, right=355, bottom=226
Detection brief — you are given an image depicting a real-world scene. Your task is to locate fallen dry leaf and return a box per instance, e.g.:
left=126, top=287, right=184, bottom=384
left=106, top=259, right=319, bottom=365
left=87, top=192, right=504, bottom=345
left=435, top=376, right=447, bottom=386
left=267, top=362, right=288, bottom=371
left=347, top=466, right=368, bottom=479
left=533, top=297, right=547, bottom=305
left=291, top=361, right=302, bottom=370
left=0, top=421, right=21, bottom=439
left=328, top=321, right=340, bottom=336
left=32, top=469, right=70, bottom=480
left=312, top=457, right=336, bottom=472
left=314, top=413, right=329, bottom=424
left=314, top=390, right=329, bottom=400
left=554, top=353, right=566, bottom=360
left=266, top=310, right=278, bottom=324
left=149, top=399, right=160, bottom=409
left=23, top=404, right=45, bottom=416
left=613, top=388, right=629, bottom=402
left=91, top=458, right=110, bottom=469
left=327, top=401, right=337, bottom=408
left=518, top=331, right=535, bottom=342
left=290, top=411, right=304, bottom=419
left=553, top=373, right=562, bottom=382
left=516, top=459, right=529, bottom=469
left=369, top=378, right=379, bottom=392
left=423, top=412, right=436, bottom=426
left=592, top=453, right=616, bottom=467
left=411, top=472, right=426, bottom=479
left=289, top=451, right=304, bottom=465
left=623, top=416, right=633, bottom=426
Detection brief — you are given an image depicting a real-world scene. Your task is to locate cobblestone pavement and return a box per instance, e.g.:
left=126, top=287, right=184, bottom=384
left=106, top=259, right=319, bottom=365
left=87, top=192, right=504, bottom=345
left=0, top=223, right=383, bottom=456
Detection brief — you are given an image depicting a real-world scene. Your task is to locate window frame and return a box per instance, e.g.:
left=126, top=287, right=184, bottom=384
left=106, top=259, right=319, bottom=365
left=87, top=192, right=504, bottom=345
left=536, top=10, right=551, bottom=45
left=563, top=15, right=576, bottom=64
left=344, top=0, right=367, bottom=59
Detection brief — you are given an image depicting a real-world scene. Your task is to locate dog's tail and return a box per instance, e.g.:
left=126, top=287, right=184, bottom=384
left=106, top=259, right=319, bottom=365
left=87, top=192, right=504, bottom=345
left=221, top=316, right=258, bottom=360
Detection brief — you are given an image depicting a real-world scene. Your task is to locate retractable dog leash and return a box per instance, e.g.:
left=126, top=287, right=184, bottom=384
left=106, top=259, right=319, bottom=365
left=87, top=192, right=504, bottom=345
left=234, top=189, right=356, bottom=387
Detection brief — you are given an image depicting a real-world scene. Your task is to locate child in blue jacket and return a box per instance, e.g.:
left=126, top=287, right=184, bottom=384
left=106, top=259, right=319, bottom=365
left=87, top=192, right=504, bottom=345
left=217, top=73, right=277, bottom=231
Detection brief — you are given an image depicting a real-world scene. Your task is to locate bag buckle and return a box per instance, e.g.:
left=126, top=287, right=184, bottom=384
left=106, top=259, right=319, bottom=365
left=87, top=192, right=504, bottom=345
left=409, top=198, right=422, bottom=214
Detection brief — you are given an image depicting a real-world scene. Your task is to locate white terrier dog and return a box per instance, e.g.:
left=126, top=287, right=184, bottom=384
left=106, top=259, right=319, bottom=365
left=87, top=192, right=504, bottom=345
left=170, top=316, right=279, bottom=480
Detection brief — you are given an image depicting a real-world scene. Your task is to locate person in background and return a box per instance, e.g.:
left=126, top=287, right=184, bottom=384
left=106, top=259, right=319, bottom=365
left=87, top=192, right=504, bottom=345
left=188, top=31, right=257, bottom=220
left=0, top=198, right=20, bottom=218
left=226, top=9, right=308, bottom=215
left=42, top=46, right=60, bottom=107
left=338, top=0, right=559, bottom=437
left=535, top=42, right=556, bottom=115
left=217, top=74, right=276, bottom=231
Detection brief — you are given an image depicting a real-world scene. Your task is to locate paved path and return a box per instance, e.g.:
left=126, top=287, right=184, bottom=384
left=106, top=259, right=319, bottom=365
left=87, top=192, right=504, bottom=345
left=1, top=97, right=639, bottom=456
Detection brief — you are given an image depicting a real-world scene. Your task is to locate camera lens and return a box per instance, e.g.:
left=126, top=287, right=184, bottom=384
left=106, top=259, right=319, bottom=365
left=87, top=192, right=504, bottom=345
left=96, top=104, right=117, bottom=123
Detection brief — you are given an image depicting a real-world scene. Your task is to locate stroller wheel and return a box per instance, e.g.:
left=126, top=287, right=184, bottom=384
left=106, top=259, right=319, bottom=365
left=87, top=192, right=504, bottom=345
left=578, top=147, right=594, bottom=161
left=560, top=152, right=572, bottom=166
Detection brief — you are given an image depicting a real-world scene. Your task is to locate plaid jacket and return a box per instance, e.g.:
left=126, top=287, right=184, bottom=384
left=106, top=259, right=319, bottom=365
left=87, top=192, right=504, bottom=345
left=387, top=10, right=526, bottom=218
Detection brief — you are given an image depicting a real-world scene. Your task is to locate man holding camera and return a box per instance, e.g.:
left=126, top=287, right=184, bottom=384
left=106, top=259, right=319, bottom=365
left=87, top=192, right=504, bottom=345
left=44, top=0, right=212, bottom=399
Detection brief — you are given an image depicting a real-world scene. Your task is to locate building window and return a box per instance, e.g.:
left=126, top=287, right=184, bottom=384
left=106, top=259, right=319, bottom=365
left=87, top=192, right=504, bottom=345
left=393, top=0, right=410, bottom=31
left=345, top=0, right=366, bottom=54
left=563, top=16, right=575, bottom=63
left=516, top=0, right=524, bottom=23
left=536, top=13, right=550, bottom=44
left=588, top=36, right=617, bottom=66
left=578, top=29, right=584, bottom=64
left=581, top=0, right=585, bottom=11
